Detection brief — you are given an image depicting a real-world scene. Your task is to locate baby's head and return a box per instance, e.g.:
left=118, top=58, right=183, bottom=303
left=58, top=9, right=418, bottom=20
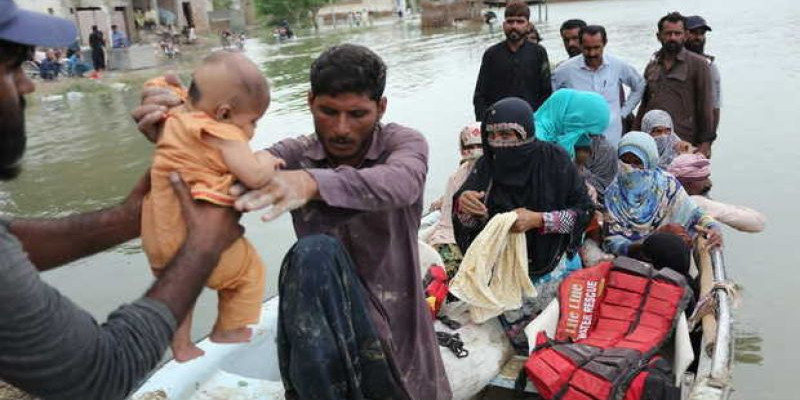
left=187, top=51, right=270, bottom=137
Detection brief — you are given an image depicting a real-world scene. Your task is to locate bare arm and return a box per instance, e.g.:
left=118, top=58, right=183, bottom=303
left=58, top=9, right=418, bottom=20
left=0, top=174, right=242, bottom=400
left=207, top=136, right=282, bottom=189
left=8, top=172, right=149, bottom=271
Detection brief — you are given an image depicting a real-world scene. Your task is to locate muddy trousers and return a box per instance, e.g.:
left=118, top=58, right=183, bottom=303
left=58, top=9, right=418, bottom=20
left=277, top=234, right=400, bottom=400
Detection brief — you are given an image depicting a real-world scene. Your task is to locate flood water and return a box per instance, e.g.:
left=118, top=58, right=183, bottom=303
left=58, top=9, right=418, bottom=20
left=6, top=0, right=800, bottom=398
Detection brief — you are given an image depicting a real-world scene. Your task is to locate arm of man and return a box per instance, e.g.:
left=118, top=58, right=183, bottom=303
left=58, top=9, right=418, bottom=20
left=307, top=128, right=427, bottom=211
left=8, top=173, right=148, bottom=271
left=473, top=51, right=491, bottom=121
left=620, top=61, right=646, bottom=117
left=537, top=46, right=553, bottom=109
left=0, top=175, right=242, bottom=400
left=709, top=62, right=722, bottom=132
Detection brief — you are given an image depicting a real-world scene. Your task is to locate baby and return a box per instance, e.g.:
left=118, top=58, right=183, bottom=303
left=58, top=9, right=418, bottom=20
left=141, top=51, right=279, bottom=362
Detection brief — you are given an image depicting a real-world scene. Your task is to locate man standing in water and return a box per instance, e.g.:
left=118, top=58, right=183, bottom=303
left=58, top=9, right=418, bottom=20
left=685, top=15, right=721, bottom=133
left=0, top=1, right=244, bottom=399
left=134, top=44, right=452, bottom=400
left=473, top=0, right=551, bottom=120
left=89, top=24, right=106, bottom=72
left=635, top=12, right=715, bottom=158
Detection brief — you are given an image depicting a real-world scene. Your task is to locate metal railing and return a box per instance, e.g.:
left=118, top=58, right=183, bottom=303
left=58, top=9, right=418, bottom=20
left=709, top=249, right=733, bottom=382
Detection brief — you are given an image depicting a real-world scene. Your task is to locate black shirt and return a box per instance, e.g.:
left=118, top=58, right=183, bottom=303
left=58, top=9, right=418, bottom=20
left=473, top=40, right=552, bottom=121
left=89, top=31, right=105, bottom=50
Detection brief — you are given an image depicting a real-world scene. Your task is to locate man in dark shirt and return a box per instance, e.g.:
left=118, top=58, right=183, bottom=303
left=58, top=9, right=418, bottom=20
left=0, top=2, right=243, bottom=398
left=473, top=0, right=551, bottom=120
left=685, top=15, right=721, bottom=133
left=89, top=24, right=106, bottom=71
left=634, top=12, right=715, bottom=157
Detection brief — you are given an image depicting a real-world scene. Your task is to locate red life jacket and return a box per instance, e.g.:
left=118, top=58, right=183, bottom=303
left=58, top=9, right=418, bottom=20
left=524, top=257, right=692, bottom=400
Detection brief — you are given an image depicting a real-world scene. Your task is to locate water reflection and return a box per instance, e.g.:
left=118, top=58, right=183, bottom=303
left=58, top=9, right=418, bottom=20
left=734, top=322, right=764, bottom=366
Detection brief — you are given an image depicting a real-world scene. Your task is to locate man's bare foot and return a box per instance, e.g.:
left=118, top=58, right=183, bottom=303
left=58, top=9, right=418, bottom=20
left=172, top=343, right=205, bottom=363
left=210, top=327, right=252, bottom=343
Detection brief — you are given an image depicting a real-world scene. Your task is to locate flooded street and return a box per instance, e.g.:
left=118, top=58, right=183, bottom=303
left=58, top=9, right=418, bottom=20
left=5, top=0, right=800, bottom=398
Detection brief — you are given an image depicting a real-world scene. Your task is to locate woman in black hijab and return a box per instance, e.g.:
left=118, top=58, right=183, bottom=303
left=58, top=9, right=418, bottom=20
left=453, top=97, right=593, bottom=323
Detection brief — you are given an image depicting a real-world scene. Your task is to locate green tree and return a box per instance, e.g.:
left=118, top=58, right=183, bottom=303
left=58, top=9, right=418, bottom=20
left=255, top=0, right=334, bottom=30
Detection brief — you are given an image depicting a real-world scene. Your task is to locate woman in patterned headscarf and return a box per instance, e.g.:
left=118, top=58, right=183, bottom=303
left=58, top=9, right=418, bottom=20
left=426, top=123, right=483, bottom=275
left=604, top=132, right=722, bottom=259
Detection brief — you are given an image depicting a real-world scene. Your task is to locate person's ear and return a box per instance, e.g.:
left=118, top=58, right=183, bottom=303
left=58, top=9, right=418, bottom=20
left=215, top=104, right=232, bottom=121
left=376, top=96, right=387, bottom=121
left=307, top=90, right=315, bottom=109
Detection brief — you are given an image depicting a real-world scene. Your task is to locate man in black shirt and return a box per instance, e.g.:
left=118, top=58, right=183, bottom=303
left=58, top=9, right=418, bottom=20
left=473, top=0, right=551, bottom=121
left=89, top=25, right=105, bottom=71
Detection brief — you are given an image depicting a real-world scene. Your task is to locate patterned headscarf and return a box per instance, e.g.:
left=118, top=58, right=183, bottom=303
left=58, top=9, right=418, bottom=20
left=459, top=122, right=483, bottom=162
left=606, top=132, right=672, bottom=228
left=483, top=97, right=535, bottom=149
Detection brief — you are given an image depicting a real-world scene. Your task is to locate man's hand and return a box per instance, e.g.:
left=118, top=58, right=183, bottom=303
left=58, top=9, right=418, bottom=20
left=695, top=141, right=712, bottom=158
left=511, top=208, right=543, bottom=233
left=170, top=172, right=242, bottom=254
left=458, top=191, right=487, bottom=217
left=130, top=74, right=184, bottom=143
left=231, top=170, right=319, bottom=222
left=695, top=225, right=723, bottom=249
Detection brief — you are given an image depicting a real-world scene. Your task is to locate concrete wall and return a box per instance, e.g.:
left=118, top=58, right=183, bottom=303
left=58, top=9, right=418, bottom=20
left=15, top=0, right=71, bottom=17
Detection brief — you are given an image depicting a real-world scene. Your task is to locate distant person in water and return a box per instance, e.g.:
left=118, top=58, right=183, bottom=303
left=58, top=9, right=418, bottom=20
left=141, top=51, right=280, bottom=362
left=88, top=25, right=105, bottom=72
left=473, top=0, right=552, bottom=120
left=668, top=154, right=766, bottom=233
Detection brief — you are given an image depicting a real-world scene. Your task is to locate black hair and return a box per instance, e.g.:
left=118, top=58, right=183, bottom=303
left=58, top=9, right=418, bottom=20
left=658, top=11, right=686, bottom=32
left=187, top=79, right=201, bottom=103
left=0, top=39, right=33, bottom=68
left=310, top=44, right=386, bottom=101
left=560, top=19, right=587, bottom=34
left=504, top=1, right=530, bottom=20
left=92, top=25, right=98, bottom=30
left=580, top=25, right=607, bottom=44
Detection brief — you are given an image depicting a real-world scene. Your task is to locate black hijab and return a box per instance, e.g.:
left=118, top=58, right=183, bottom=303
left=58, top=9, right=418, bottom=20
left=453, top=97, right=593, bottom=278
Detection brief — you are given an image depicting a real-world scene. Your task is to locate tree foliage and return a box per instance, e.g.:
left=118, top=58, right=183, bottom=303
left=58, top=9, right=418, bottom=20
left=254, top=0, right=334, bottom=27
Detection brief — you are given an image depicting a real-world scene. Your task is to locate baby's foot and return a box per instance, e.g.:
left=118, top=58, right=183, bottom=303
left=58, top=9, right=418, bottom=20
left=172, top=342, right=205, bottom=363
left=210, top=327, right=252, bottom=343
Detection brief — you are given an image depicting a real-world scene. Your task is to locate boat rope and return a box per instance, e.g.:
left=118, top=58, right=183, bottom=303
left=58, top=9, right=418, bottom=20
left=436, top=331, right=469, bottom=358
left=688, top=281, right=740, bottom=331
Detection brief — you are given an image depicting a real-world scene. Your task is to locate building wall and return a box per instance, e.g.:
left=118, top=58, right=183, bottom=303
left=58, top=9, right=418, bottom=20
left=15, top=0, right=71, bottom=17
left=318, top=0, right=397, bottom=17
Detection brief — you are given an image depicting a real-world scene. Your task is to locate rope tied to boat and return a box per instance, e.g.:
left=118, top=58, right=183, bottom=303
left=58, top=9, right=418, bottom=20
left=688, top=281, right=741, bottom=331
left=436, top=331, right=469, bottom=358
